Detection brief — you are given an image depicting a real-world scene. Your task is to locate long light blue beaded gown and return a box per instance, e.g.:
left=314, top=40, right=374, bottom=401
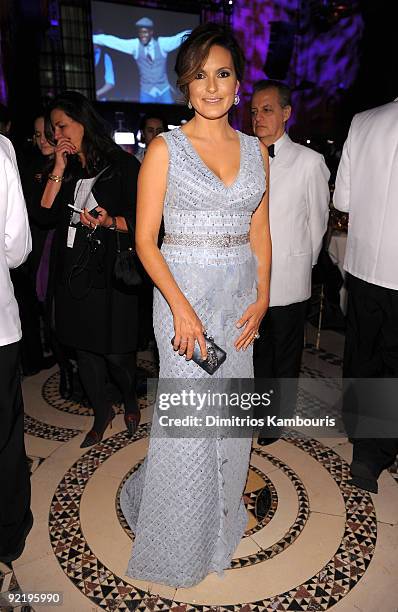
left=120, top=127, right=266, bottom=588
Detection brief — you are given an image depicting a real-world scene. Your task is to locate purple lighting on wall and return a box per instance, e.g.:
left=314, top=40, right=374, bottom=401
left=230, top=0, right=363, bottom=135
left=0, top=32, right=7, bottom=105
left=0, top=77, right=7, bottom=106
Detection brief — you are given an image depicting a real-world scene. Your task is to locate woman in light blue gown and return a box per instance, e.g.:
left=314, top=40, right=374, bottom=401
left=120, top=23, right=271, bottom=588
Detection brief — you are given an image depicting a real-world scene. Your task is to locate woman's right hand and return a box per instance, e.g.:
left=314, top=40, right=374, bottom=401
left=53, top=137, right=77, bottom=172
left=172, top=303, right=207, bottom=361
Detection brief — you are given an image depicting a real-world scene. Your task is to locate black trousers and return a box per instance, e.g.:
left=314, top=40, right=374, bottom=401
left=0, top=342, right=31, bottom=558
left=10, top=268, right=43, bottom=374
left=253, top=300, right=307, bottom=434
left=344, top=274, right=398, bottom=475
left=76, top=349, right=138, bottom=431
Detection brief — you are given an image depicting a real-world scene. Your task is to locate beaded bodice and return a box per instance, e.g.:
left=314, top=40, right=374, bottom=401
left=159, top=128, right=266, bottom=266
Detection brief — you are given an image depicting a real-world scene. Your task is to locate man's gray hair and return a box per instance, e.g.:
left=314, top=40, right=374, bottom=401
left=252, top=79, right=291, bottom=108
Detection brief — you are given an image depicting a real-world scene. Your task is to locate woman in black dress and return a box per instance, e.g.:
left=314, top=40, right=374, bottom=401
left=41, top=91, right=141, bottom=448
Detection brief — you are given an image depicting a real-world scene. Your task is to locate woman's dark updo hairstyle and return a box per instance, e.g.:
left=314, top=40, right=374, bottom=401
left=175, top=23, right=245, bottom=103
left=45, top=90, right=121, bottom=179
left=31, top=109, right=55, bottom=176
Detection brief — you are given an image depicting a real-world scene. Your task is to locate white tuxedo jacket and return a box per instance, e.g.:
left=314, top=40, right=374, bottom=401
left=268, top=134, right=330, bottom=307
left=0, top=135, right=31, bottom=346
left=334, top=100, right=398, bottom=290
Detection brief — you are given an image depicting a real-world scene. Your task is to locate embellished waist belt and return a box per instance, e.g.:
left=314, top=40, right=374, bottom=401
left=163, top=233, right=250, bottom=248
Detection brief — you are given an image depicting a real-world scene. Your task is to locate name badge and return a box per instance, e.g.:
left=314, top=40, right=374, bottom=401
left=67, top=226, right=76, bottom=248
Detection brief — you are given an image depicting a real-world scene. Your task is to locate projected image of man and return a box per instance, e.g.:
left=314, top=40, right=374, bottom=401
left=93, top=17, right=190, bottom=104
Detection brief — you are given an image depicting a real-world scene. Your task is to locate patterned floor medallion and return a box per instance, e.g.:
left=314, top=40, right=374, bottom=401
left=27, top=455, right=45, bottom=475
left=48, top=430, right=377, bottom=611
left=24, top=413, right=80, bottom=441
left=304, top=343, right=344, bottom=368
left=115, top=462, right=282, bottom=560
left=300, top=365, right=341, bottom=390
left=0, top=563, right=34, bottom=612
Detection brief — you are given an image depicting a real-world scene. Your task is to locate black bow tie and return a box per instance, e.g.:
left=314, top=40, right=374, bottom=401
left=268, top=144, right=275, bottom=158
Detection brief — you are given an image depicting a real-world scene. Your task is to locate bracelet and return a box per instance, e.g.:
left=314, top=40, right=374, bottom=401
left=48, top=174, right=64, bottom=183
left=108, top=216, right=117, bottom=231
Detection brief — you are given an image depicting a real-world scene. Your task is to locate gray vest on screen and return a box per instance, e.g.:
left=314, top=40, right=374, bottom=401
left=136, top=39, right=169, bottom=95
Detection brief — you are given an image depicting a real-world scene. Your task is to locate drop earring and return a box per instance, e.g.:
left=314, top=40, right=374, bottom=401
left=234, top=94, right=240, bottom=106
left=188, top=100, right=192, bottom=110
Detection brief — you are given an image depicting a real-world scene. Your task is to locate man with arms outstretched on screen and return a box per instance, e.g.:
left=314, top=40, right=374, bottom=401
left=93, top=17, right=190, bottom=103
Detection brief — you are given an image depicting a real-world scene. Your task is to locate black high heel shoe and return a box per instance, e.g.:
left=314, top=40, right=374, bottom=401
left=80, top=408, right=115, bottom=448
left=59, top=366, right=74, bottom=400
left=124, top=410, right=141, bottom=437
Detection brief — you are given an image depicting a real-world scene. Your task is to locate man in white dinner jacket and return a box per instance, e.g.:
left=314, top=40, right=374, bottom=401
left=0, top=134, right=33, bottom=563
left=334, top=99, right=398, bottom=493
left=251, top=80, right=330, bottom=445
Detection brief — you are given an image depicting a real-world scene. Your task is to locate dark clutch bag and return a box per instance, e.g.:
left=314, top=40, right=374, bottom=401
left=171, top=332, right=227, bottom=375
left=113, top=231, right=142, bottom=287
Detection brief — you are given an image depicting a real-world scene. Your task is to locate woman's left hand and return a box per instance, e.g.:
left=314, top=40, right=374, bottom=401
left=234, top=297, right=269, bottom=351
left=80, top=206, right=112, bottom=229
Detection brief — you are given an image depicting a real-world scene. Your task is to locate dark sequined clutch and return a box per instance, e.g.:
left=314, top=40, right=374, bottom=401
left=171, top=332, right=227, bottom=375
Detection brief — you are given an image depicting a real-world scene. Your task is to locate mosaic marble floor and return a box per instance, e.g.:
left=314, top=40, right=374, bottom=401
left=2, top=329, right=398, bottom=612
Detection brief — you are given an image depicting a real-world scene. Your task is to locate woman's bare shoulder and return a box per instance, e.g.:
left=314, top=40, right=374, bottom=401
left=148, top=134, right=169, bottom=154
left=141, top=134, right=170, bottom=168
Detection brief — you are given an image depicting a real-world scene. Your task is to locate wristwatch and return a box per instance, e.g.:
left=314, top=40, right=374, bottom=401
left=108, top=216, right=117, bottom=231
